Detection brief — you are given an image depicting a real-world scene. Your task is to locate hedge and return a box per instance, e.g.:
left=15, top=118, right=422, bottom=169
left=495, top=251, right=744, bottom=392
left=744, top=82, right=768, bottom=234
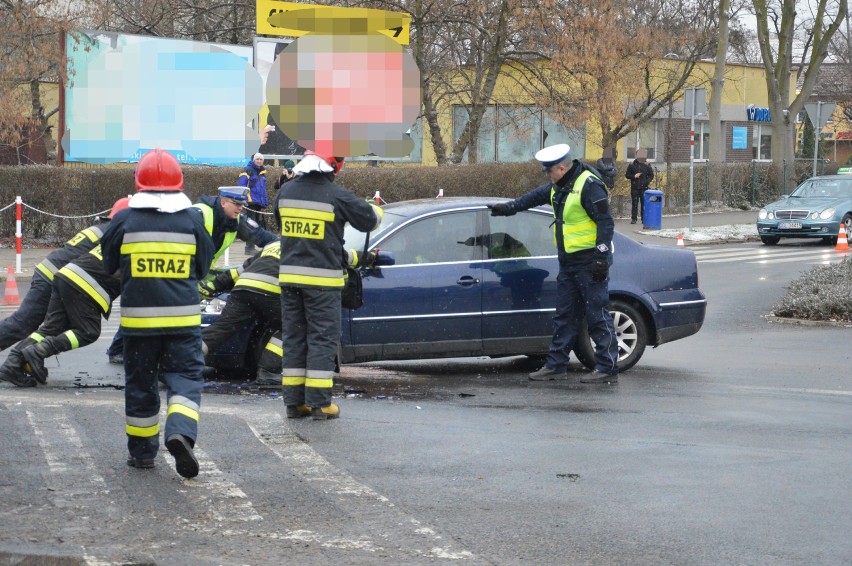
left=0, top=160, right=835, bottom=246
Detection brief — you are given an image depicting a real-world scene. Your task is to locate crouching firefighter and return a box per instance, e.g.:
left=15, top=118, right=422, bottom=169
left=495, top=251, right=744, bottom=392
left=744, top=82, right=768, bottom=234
left=0, top=198, right=130, bottom=387
left=200, top=242, right=377, bottom=389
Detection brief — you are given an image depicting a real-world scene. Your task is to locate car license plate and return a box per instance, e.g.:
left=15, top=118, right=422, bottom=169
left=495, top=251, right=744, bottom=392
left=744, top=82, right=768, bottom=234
left=779, top=222, right=802, bottom=229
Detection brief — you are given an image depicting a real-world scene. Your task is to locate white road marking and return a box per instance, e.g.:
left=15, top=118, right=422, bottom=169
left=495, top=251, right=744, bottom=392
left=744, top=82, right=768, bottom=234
left=243, top=409, right=476, bottom=560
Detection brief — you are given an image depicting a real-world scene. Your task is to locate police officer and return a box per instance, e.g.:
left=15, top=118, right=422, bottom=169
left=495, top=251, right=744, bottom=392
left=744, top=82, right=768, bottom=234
left=105, top=185, right=277, bottom=364
left=488, top=143, right=619, bottom=384
left=101, top=149, right=215, bottom=478
left=0, top=198, right=129, bottom=387
left=200, top=242, right=377, bottom=388
left=276, top=151, right=383, bottom=420
left=0, top=205, right=119, bottom=354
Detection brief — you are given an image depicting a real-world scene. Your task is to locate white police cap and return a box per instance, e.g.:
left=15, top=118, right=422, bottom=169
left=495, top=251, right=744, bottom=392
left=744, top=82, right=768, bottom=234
left=218, top=186, right=249, bottom=203
left=535, top=144, right=571, bottom=169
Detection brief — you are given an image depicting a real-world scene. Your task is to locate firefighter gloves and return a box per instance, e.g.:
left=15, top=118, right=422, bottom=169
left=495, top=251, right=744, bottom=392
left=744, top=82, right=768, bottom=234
left=198, top=280, right=218, bottom=299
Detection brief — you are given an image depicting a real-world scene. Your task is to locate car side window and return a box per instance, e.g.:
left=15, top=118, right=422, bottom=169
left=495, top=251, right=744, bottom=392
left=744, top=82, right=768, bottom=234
left=380, top=211, right=478, bottom=265
left=488, top=211, right=554, bottom=258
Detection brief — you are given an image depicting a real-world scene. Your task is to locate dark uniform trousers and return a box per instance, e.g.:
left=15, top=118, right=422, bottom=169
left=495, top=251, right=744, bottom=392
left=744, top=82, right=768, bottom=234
left=548, top=263, right=619, bottom=374
left=201, top=291, right=282, bottom=376
left=281, top=286, right=340, bottom=408
left=124, top=332, right=204, bottom=461
left=0, top=273, right=54, bottom=351
left=14, top=278, right=105, bottom=355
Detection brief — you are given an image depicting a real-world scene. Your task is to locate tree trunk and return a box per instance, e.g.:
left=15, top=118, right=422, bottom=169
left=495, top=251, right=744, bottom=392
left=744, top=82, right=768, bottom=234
left=709, top=0, right=731, bottom=200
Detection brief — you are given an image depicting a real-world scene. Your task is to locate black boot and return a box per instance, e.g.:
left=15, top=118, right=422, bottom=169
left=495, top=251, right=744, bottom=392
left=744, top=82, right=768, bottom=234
left=22, top=341, right=57, bottom=385
left=0, top=349, right=36, bottom=387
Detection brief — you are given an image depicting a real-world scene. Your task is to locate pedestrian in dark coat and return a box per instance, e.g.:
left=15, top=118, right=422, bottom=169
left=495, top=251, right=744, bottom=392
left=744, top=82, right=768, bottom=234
left=626, top=148, right=654, bottom=225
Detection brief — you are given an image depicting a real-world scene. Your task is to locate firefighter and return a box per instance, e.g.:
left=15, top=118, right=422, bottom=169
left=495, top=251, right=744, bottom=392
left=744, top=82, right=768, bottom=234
left=200, top=243, right=377, bottom=388
left=0, top=205, right=119, bottom=354
left=199, top=240, right=284, bottom=387
left=276, top=151, right=383, bottom=420
left=0, top=198, right=129, bottom=387
left=106, top=185, right=278, bottom=364
left=101, top=149, right=215, bottom=479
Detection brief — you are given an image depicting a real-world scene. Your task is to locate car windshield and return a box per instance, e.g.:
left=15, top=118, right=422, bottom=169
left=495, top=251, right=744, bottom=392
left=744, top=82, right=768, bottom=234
left=343, top=211, right=405, bottom=250
left=790, top=178, right=852, bottom=198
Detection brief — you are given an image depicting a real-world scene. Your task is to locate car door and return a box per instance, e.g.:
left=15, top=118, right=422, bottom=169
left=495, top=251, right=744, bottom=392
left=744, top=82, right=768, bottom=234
left=480, top=209, right=558, bottom=356
left=350, top=209, right=484, bottom=360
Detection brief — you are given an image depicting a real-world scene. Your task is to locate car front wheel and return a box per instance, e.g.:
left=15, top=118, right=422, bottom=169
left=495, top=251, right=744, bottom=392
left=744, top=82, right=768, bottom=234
left=574, top=299, right=648, bottom=372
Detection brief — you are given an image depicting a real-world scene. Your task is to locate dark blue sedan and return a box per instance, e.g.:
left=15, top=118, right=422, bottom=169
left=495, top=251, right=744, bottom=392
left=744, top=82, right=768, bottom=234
left=339, top=197, right=706, bottom=371
left=202, top=197, right=706, bottom=374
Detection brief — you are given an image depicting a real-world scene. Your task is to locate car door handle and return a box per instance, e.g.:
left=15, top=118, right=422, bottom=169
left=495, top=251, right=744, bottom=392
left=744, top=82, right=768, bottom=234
left=456, top=276, right=480, bottom=286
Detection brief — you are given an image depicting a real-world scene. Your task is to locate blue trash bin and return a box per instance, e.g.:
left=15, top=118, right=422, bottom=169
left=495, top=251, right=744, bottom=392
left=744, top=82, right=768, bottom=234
left=643, top=190, right=664, bottom=230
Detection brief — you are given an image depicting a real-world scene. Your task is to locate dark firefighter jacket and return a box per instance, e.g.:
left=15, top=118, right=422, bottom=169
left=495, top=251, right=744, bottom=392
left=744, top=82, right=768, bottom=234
left=101, top=207, right=215, bottom=335
left=56, top=244, right=121, bottom=318
left=35, top=221, right=109, bottom=283
left=275, top=172, right=382, bottom=288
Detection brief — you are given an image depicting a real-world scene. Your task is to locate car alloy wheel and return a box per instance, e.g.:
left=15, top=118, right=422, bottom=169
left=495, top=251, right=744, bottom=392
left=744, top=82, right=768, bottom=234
left=575, top=299, right=648, bottom=372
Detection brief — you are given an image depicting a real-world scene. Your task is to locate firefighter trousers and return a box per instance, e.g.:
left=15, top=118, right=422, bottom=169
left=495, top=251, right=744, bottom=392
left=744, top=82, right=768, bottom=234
left=15, top=278, right=104, bottom=356
left=201, top=291, right=280, bottom=353
left=0, top=273, right=53, bottom=351
left=281, top=286, right=340, bottom=409
left=124, top=332, right=204, bottom=461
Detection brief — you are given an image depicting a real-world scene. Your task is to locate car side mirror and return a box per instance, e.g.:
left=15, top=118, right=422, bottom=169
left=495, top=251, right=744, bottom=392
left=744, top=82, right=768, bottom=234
left=374, top=251, right=395, bottom=266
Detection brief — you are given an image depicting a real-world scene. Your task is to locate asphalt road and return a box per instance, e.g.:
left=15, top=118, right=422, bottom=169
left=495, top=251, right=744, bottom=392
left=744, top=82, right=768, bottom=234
left=0, top=237, right=849, bottom=565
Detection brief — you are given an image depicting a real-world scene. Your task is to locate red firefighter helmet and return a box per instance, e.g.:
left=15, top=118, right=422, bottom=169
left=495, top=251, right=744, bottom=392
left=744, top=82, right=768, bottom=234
left=304, top=150, right=345, bottom=175
left=135, top=149, right=184, bottom=192
left=108, top=197, right=131, bottom=219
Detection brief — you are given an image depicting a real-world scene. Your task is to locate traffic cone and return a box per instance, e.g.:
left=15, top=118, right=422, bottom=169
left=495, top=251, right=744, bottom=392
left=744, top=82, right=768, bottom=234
left=676, top=233, right=685, bottom=247
left=835, top=223, right=850, bottom=252
left=3, top=266, right=20, bottom=306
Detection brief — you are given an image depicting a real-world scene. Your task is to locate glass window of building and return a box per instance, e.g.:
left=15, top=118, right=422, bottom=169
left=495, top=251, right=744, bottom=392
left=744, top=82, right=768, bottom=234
left=626, top=121, right=657, bottom=160
left=752, top=124, right=772, bottom=161
left=693, top=122, right=710, bottom=160
left=453, top=105, right=585, bottom=163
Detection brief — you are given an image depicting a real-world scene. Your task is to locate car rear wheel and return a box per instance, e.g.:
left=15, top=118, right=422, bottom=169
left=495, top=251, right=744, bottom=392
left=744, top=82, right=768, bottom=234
left=575, top=299, right=648, bottom=372
left=760, top=236, right=780, bottom=245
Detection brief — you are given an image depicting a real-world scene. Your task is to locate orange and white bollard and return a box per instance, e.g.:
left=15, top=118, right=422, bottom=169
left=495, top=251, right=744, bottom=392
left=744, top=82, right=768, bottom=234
left=676, top=233, right=685, bottom=247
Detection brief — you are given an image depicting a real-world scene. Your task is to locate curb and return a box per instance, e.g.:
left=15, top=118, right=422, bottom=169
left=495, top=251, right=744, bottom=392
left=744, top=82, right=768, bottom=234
left=765, top=314, right=852, bottom=328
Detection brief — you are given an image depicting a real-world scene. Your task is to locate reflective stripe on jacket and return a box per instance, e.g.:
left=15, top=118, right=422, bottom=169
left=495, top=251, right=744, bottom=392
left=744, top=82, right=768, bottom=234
left=276, top=174, right=382, bottom=289
left=36, top=224, right=105, bottom=281
left=100, top=207, right=214, bottom=336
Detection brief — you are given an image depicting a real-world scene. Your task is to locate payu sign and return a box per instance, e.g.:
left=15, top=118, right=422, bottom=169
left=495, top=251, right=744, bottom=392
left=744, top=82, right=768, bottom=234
left=746, top=105, right=771, bottom=122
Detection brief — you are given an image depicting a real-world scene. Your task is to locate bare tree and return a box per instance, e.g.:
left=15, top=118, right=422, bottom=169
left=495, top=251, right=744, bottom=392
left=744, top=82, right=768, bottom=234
left=0, top=0, right=96, bottom=163
left=92, top=0, right=256, bottom=45
left=709, top=0, right=733, bottom=197
left=522, top=0, right=717, bottom=155
left=752, top=0, right=847, bottom=188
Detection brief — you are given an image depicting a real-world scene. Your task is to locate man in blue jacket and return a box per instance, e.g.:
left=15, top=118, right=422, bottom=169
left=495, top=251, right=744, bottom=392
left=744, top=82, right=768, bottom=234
left=238, top=152, right=269, bottom=254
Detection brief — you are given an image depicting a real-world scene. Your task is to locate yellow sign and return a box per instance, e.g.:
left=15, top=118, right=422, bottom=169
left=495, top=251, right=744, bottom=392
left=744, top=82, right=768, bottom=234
left=256, top=0, right=410, bottom=45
